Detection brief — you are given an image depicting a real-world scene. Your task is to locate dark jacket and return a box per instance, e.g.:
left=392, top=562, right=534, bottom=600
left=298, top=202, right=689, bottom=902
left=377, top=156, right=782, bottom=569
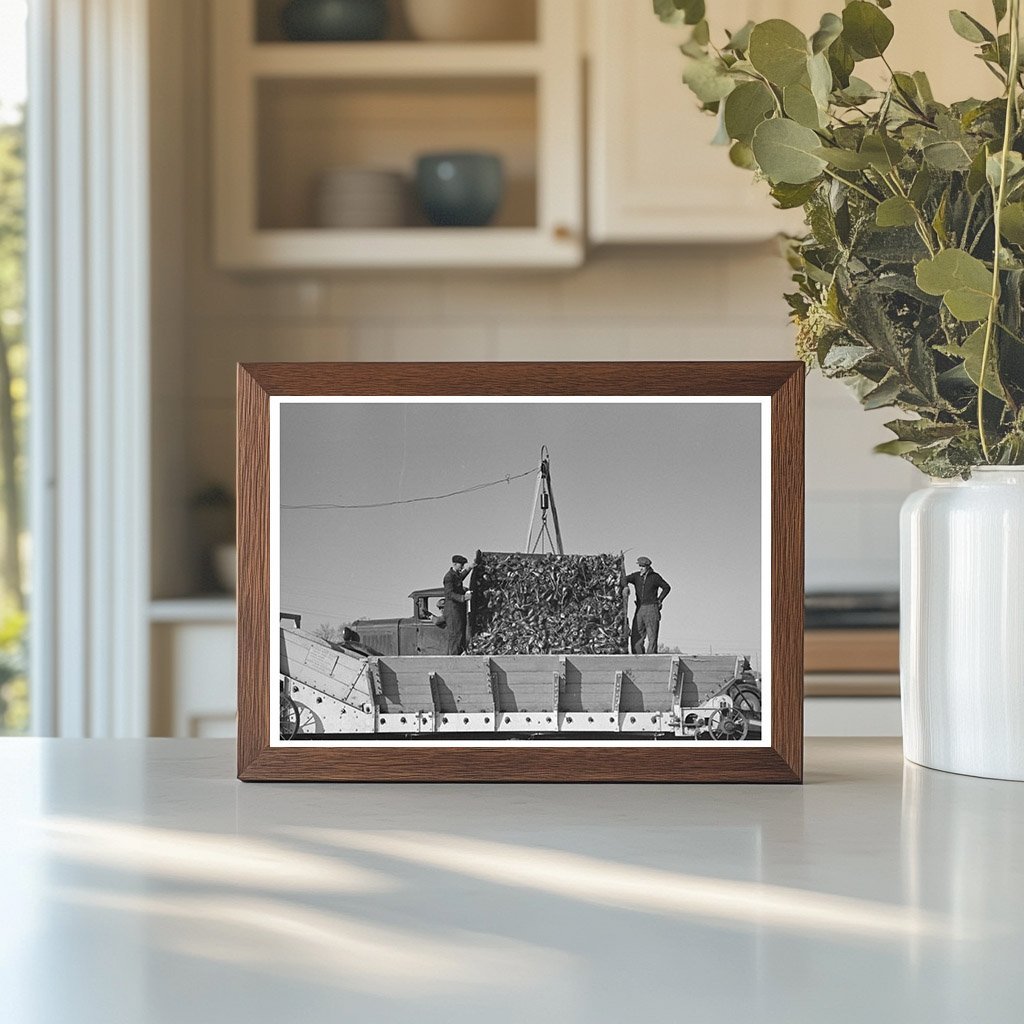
left=443, top=566, right=471, bottom=606
left=623, top=570, right=671, bottom=606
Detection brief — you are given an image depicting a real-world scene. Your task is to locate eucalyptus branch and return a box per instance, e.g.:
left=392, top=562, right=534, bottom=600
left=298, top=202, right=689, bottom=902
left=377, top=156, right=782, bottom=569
left=749, top=69, right=783, bottom=117
left=978, top=0, right=1021, bottom=461
left=822, top=167, right=881, bottom=205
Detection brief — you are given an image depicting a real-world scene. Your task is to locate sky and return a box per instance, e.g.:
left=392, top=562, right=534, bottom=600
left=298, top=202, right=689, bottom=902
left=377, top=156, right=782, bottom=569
left=0, top=1, right=27, bottom=123
left=279, top=399, right=764, bottom=659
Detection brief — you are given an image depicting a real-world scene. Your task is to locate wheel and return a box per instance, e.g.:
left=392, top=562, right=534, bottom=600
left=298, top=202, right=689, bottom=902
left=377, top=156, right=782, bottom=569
left=293, top=701, right=325, bottom=736
left=731, top=685, right=761, bottom=718
left=707, top=707, right=749, bottom=741
left=280, top=694, right=300, bottom=740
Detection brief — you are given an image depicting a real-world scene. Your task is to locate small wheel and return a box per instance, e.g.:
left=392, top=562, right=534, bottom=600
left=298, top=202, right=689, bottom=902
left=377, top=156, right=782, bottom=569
left=691, top=714, right=712, bottom=740
left=280, top=695, right=300, bottom=740
left=279, top=677, right=300, bottom=740
left=708, top=707, right=749, bottom=741
left=293, top=701, right=325, bottom=736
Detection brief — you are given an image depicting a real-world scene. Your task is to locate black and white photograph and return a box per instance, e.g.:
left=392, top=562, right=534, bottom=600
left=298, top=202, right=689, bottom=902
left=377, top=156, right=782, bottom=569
left=271, top=396, right=770, bottom=745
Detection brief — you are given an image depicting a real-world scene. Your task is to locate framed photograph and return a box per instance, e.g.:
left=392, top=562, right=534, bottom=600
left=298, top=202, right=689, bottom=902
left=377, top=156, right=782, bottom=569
left=237, top=362, right=804, bottom=782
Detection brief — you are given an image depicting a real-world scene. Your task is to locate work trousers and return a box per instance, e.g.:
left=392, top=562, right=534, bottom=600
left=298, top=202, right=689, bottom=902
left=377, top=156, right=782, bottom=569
left=631, top=604, right=660, bottom=655
left=446, top=602, right=467, bottom=655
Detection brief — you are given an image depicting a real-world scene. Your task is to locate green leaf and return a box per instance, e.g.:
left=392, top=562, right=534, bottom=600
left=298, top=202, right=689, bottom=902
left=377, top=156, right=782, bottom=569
left=860, top=133, right=904, bottom=173
left=691, top=19, right=710, bottom=45
left=827, top=36, right=855, bottom=88
left=986, top=150, right=1024, bottom=191
left=891, top=72, right=921, bottom=108
left=748, top=20, right=809, bottom=86
left=876, top=197, right=918, bottom=228
left=932, top=190, right=950, bottom=247
left=842, top=1, right=894, bottom=59
left=814, top=146, right=872, bottom=170
left=939, top=325, right=1006, bottom=397
left=784, top=81, right=824, bottom=129
left=808, top=51, right=833, bottom=109
left=862, top=374, right=903, bottom=409
left=810, top=12, right=843, bottom=54
left=884, top=418, right=964, bottom=443
left=729, top=140, right=757, bottom=169
left=723, top=81, right=775, bottom=144
left=682, top=57, right=736, bottom=104
left=711, top=110, right=730, bottom=145
left=915, top=249, right=994, bottom=321
left=751, top=118, right=828, bottom=184
left=967, top=144, right=991, bottom=194
left=909, top=164, right=933, bottom=205
left=724, top=20, right=755, bottom=52
left=874, top=439, right=922, bottom=455
left=913, top=71, right=935, bottom=104
left=993, top=0, right=1008, bottom=24
left=770, top=180, right=820, bottom=209
left=683, top=1, right=706, bottom=27
left=653, top=0, right=705, bottom=26
left=837, top=76, right=879, bottom=104
left=923, top=140, right=973, bottom=171
left=1000, top=203, right=1024, bottom=244
left=948, top=10, right=994, bottom=44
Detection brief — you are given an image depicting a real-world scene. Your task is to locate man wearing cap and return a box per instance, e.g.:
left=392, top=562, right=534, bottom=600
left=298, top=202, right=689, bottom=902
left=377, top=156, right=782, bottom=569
left=622, top=556, right=671, bottom=655
left=443, top=555, right=475, bottom=655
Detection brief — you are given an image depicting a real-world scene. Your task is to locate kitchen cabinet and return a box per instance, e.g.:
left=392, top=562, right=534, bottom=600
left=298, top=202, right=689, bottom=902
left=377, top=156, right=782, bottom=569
left=587, top=0, right=812, bottom=243
left=586, top=0, right=998, bottom=244
left=211, top=0, right=583, bottom=269
left=150, top=600, right=237, bottom=737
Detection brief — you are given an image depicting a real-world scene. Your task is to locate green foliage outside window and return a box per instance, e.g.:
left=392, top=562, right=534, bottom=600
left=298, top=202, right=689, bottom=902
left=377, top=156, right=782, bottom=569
left=0, top=110, right=27, bottom=733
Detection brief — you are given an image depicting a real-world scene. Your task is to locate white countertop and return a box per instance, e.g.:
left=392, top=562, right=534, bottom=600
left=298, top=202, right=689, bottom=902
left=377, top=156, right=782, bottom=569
left=0, top=737, right=1019, bottom=1023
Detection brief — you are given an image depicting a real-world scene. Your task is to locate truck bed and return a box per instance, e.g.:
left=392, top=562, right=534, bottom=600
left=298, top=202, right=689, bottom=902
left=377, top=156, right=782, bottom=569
left=373, top=653, right=740, bottom=715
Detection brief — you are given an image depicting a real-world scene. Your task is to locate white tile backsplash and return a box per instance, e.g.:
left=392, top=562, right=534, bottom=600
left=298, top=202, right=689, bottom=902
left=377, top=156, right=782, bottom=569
left=181, top=263, right=917, bottom=595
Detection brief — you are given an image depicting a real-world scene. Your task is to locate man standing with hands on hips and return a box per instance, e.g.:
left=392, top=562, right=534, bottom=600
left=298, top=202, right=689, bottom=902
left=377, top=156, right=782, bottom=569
left=622, top=556, right=671, bottom=655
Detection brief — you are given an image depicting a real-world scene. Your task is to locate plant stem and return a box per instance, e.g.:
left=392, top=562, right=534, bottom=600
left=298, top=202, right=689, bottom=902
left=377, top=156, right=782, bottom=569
left=822, top=167, right=880, bottom=205
left=884, top=170, right=939, bottom=254
left=979, top=0, right=1021, bottom=462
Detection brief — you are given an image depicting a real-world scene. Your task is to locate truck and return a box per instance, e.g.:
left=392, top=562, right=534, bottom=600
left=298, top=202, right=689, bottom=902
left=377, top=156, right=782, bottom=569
left=279, top=448, right=762, bottom=741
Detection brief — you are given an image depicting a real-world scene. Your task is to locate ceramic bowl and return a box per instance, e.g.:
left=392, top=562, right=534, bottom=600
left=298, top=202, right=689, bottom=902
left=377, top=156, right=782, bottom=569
left=281, top=0, right=388, bottom=42
left=415, top=152, right=504, bottom=227
left=316, top=168, right=407, bottom=228
left=403, top=0, right=534, bottom=42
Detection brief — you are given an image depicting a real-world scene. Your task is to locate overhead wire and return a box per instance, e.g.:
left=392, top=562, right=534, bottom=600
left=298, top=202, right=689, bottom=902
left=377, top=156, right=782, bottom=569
left=281, top=466, right=538, bottom=511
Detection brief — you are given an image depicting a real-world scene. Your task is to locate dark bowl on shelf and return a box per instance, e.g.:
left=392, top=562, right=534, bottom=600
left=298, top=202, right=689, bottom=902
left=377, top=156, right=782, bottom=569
left=280, top=0, right=388, bottom=42
left=415, top=152, right=505, bottom=228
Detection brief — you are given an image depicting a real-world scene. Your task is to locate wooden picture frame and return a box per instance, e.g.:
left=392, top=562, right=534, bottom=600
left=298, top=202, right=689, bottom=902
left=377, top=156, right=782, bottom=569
left=237, top=362, right=804, bottom=782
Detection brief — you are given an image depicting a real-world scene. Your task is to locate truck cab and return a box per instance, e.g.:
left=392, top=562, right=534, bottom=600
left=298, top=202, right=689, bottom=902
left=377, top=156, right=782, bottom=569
left=348, top=588, right=452, bottom=656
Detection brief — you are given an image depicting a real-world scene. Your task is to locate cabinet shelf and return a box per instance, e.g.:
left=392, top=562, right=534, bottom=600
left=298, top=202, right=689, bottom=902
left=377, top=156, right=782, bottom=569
left=212, top=0, right=582, bottom=269
left=249, top=42, right=544, bottom=78
left=218, top=226, right=579, bottom=270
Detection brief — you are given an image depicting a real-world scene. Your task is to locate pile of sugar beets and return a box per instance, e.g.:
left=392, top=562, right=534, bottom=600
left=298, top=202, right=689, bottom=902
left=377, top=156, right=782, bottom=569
left=467, top=551, right=629, bottom=655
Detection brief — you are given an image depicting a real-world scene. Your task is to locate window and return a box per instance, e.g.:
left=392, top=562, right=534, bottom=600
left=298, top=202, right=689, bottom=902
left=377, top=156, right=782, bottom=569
left=0, top=0, right=27, bottom=734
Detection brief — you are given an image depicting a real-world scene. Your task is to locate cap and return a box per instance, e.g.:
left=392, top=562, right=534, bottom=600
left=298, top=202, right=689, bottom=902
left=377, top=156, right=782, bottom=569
left=452, top=554, right=468, bottom=564
left=637, top=556, right=652, bottom=566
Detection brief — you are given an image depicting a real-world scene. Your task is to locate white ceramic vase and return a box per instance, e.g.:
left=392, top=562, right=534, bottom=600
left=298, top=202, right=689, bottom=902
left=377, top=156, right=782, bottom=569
left=900, top=467, right=1024, bottom=780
